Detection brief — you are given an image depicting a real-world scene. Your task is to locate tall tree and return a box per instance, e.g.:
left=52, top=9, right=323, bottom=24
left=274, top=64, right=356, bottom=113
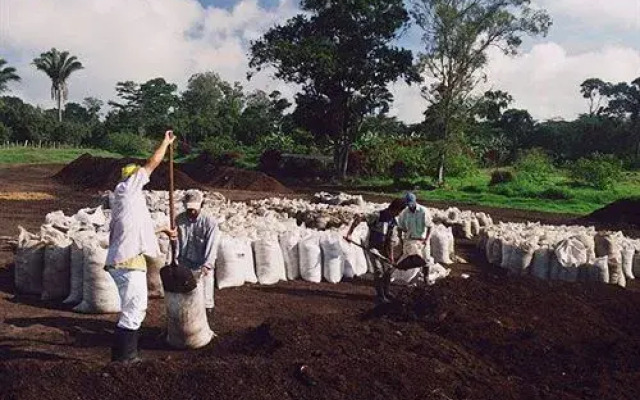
left=107, top=78, right=179, bottom=135
left=580, top=78, right=607, bottom=116
left=180, top=72, right=245, bottom=143
left=0, top=58, right=20, bottom=93
left=602, top=77, right=640, bottom=159
left=32, top=48, right=84, bottom=122
left=411, top=0, right=551, bottom=185
left=249, top=0, right=421, bottom=178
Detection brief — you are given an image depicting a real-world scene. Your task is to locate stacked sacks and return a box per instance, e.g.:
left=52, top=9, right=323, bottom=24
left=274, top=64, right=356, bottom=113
left=481, top=222, right=638, bottom=288
left=21, top=189, right=460, bottom=300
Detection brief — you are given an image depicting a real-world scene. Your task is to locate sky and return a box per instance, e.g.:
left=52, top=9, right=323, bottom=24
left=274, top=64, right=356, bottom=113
left=0, top=0, right=638, bottom=124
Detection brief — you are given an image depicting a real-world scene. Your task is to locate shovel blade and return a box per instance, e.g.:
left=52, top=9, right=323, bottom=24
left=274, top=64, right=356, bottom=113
left=396, top=254, right=427, bottom=271
left=160, top=262, right=198, bottom=294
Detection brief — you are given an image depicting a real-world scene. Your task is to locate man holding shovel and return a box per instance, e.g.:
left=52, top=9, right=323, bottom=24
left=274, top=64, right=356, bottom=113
left=165, top=191, right=219, bottom=330
left=344, top=198, right=406, bottom=304
left=105, top=130, right=175, bottom=363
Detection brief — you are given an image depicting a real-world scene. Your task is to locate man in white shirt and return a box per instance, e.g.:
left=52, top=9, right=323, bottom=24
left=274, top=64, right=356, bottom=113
left=105, top=130, right=175, bottom=363
left=397, top=192, right=432, bottom=260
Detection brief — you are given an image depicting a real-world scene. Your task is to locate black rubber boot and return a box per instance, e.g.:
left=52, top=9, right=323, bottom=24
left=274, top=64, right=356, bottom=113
left=111, top=327, right=142, bottom=363
left=373, top=278, right=390, bottom=305
left=206, top=308, right=215, bottom=330
left=382, top=274, right=394, bottom=301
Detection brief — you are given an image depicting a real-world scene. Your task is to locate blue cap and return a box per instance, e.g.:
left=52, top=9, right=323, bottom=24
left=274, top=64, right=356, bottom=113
left=404, top=192, right=417, bottom=207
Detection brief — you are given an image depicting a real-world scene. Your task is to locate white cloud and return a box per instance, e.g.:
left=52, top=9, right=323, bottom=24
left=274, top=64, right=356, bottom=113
left=0, top=0, right=638, bottom=125
left=0, top=0, right=299, bottom=110
left=535, top=0, right=640, bottom=31
left=389, top=42, right=640, bottom=123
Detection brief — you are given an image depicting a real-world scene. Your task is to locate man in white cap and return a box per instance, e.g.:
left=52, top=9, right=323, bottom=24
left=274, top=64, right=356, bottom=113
left=397, top=192, right=432, bottom=261
left=106, top=130, right=175, bottom=363
left=167, top=190, right=219, bottom=329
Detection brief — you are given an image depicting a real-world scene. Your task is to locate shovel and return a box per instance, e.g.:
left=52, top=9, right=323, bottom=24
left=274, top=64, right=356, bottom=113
left=345, top=237, right=430, bottom=279
left=160, top=141, right=198, bottom=294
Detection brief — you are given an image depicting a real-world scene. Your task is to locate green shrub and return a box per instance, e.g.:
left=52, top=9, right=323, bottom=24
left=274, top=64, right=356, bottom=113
left=461, top=185, right=484, bottom=193
left=490, top=180, right=538, bottom=198
left=200, top=135, right=238, bottom=157
left=569, top=153, right=623, bottom=190
left=539, top=187, right=574, bottom=200
left=446, top=151, right=478, bottom=178
left=105, top=132, right=152, bottom=156
left=258, top=132, right=296, bottom=153
left=514, top=148, right=555, bottom=184
left=489, top=170, right=514, bottom=185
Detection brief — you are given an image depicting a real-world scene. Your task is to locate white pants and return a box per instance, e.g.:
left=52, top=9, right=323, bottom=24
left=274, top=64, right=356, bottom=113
left=109, top=269, right=148, bottom=330
left=200, top=270, right=214, bottom=309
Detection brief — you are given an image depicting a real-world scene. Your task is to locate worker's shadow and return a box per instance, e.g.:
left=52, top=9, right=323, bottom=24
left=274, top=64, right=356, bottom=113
left=3, top=316, right=115, bottom=350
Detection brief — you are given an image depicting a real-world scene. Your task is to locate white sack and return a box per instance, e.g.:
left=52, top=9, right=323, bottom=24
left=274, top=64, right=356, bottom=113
left=14, top=226, right=45, bottom=295
left=63, top=231, right=95, bottom=305
left=145, top=254, right=165, bottom=298
left=279, top=231, right=300, bottom=281
left=73, top=242, right=121, bottom=314
left=621, top=246, right=635, bottom=280
left=41, top=227, right=72, bottom=301
left=299, top=234, right=322, bottom=283
left=165, top=282, right=214, bottom=349
left=554, top=238, right=588, bottom=282
left=253, top=238, right=286, bottom=285
left=531, top=247, right=552, bottom=281
left=216, top=236, right=252, bottom=289
left=320, top=233, right=344, bottom=284
left=431, top=225, right=453, bottom=265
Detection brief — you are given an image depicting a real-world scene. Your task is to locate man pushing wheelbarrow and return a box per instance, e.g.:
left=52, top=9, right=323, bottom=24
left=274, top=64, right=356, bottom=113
left=344, top=198, right=430, bottom=305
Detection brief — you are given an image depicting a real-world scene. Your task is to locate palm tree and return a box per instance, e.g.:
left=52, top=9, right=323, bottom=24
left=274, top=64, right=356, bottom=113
left=33, top=48, right=83, bottom=122
left=0, top=58, right=20, bottom=93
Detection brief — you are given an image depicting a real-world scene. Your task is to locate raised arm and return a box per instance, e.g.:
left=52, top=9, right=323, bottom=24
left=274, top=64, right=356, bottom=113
left=143, top=130, right=176, bottom=176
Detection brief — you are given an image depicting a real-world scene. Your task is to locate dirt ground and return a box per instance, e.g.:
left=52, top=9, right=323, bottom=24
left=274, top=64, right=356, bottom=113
left=1, top=164, right=640, bottom=400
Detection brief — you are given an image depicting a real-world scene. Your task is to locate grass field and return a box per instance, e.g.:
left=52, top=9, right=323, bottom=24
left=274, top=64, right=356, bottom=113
left=356, top=169, right=640, bottom=215
left=0, top=148, right=122, bottom=164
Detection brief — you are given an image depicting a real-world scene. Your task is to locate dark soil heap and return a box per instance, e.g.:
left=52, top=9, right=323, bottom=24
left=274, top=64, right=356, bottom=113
left=3, top=275, right=640, bottom=400
left=582, top=198, right=640, bottom=228
left=180, top=153, right=291, bottom=193
left=53, top=153, right=203, bottom=190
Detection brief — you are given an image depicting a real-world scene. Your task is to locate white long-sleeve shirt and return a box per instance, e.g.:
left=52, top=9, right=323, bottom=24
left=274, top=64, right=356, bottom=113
left=106, top=169, right=160, bottom=266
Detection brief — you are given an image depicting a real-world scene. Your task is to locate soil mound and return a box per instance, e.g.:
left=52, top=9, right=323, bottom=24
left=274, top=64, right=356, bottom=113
left=54, top=153, right=203, bottom=190
left=181, top=153, right=290, bottom=193
left=582, top=198, right=640, bottom=228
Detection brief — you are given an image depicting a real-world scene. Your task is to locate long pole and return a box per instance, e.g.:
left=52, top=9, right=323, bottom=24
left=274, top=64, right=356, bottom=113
left=168, top=142, right=177, bottom=264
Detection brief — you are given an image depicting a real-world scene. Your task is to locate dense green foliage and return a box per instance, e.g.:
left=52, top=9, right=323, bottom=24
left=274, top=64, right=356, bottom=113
left=0, top=1, right=638, bottom=196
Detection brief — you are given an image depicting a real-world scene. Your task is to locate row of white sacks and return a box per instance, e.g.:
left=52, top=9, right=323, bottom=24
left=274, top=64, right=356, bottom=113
left=13, top=192, right=459, bottom=314
left=479, top=222, right=640, bottom=287
left=248, top=196, right=493, bottom=237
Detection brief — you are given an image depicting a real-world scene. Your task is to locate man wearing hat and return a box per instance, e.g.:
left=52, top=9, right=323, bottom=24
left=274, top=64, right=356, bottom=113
left=106, top=130, right=175, bottom=363
left=167, top=190, right=219, bottom=329
left=397, top=192, right=432, bottom=260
